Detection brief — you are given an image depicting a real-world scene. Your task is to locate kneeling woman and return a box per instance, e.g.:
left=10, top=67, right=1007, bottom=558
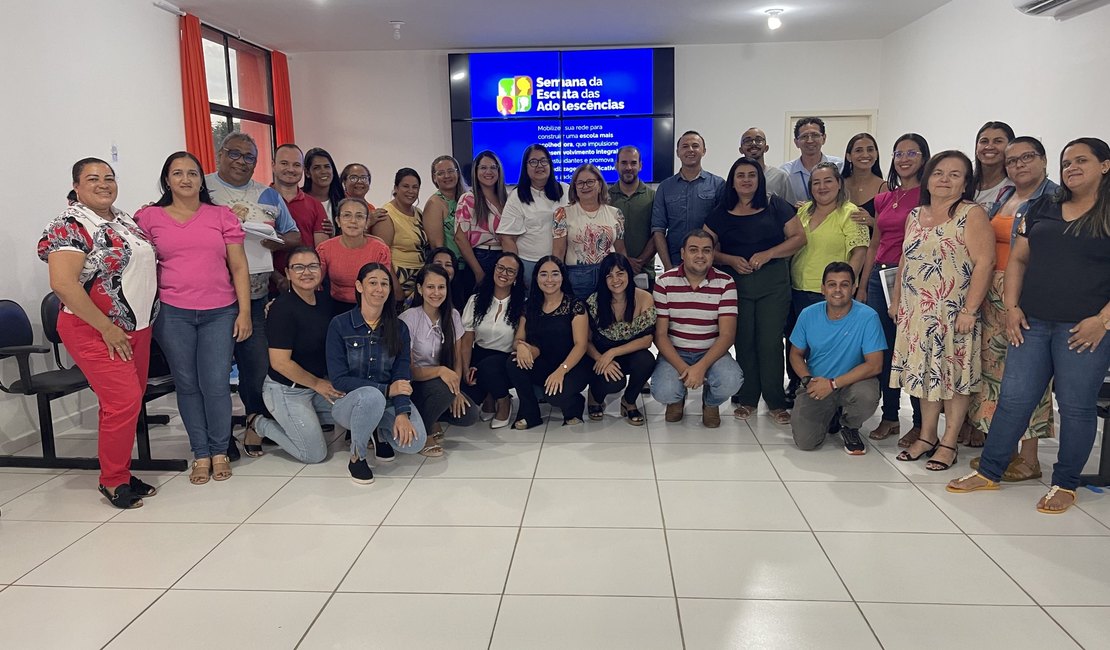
left=326, top=263, right=428, bottom=484
left=251, top=247, right=343, bottom=463
left=399, top=264, right=479, bottom=456
left=586, top=253, right=657, bottom=425
left=506, top=256, right=591, bottom=428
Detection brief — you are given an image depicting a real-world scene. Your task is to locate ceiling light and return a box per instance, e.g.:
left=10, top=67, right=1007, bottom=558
left=390, top=21, right=404, bottom=40
left=451, top=72, right=466, bottom=81
left=766, top=8, right=783, bottom=30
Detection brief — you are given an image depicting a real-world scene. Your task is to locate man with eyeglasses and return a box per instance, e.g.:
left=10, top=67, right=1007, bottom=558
left=780, top=117, right=844, bottom=205
left=650, top=131, right=726, bottom=272
left=608, top=145, right=657, bottom=288
left=206, top=131, right=302, bottom=459
left=271, top=143, right=328, bottom=274
left=739, top=127, right=797, bottom=205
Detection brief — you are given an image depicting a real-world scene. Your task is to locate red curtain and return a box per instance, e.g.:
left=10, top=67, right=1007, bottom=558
left=272, top=51, right=296, bottom=146
left=179, top=14, right=216, bottom=173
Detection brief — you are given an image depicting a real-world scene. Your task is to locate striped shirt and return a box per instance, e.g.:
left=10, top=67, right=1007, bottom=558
left=654, top=264, right=737, bottom=353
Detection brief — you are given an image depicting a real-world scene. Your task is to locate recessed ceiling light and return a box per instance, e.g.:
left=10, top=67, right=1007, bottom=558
left=451, top=72, right=466, bottom=81
left=766, top=8, right=783, bottom=30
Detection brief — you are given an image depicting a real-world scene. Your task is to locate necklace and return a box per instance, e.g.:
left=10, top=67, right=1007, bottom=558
left=890, top=187, right=914, bottom=210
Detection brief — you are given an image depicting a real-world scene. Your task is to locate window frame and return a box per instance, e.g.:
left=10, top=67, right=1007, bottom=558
left=203, top=26, right=275, bottom=148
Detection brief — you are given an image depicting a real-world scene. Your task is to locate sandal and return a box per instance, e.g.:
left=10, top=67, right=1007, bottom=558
left=432, top=423, right=445, bottom=443
left=621, top=400, right=645, bottom=426
left=420, top=442, right=445, bottom=458
left=587, top=397, right=604, bottom=421
left=1002, top=457, right=1042, bottom=482
left=958, top=421, right=986, bottom=448
left=129, top=475, right=157, bottom=497
left=242, top=414, right=265, bottom=458
left=563, top=417, right=584, bottom=426
left=1036, top=485, right=1078, bottom=514
left=896, top=438, right=938, bottom=462
left=99, top=484, right=143, bottom=509
left=925, top=443, right=958, bottom=472
left=869, top=420, right=899, bottom=441
left=897, top=426, right=922, bottom=449
left=946, top=471, right=1000, bottom=493
left=190, top=458, right=212, bottom=485
left=513, top=418, right=539, bottom=431
left=768, top=409, right=791, bottom=425
left=211, top=454, right=233, bottom=481
left=732, top=405, right=755, bottom=420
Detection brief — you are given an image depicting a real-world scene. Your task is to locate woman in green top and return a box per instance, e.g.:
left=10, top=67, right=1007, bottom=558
left=423, top=155, right=473, bottom=297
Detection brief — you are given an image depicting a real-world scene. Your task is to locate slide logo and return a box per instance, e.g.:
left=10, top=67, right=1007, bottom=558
left=497, top=76, right=533, bottom=115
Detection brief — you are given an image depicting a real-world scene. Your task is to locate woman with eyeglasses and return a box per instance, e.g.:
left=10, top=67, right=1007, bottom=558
left=498, top=144, right=568, bottom=281
left=340, top=162, right=389, bottom=230
left=964, top=137, right=1059, bottom=478
left=856, top=133, right=930, bottom=446
left=552, top=163, right=627, bottom=299
left=506, top=256, right=590, bottom=429
left=135, top=151, right=251, bottom=486
left=40, top=157, right=160, bottom=509
left=423, top=155, right=474, bottom=298
left=316, top=197, right=394, bottom=316
left=248, top=247, right=341, bottom=463
left=585, top=253, right=656, bottom=425
left=973, top=121, right=1016, bottom=215
left=371, top=168, right=429, bottom=301
left=302, top=148, right=344, bottom=234
left=461, top=252, right=526, bottom=429
left=399, top=264, right=478, bottom=455
left=455, top=150, right=509, bottom=285
left=841, top=133, right=888, bottom=230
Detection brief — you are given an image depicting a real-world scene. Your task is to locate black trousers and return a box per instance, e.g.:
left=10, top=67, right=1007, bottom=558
left=588, top=349, right=656, bottom=404
left=506, top=355, right=590, bottom=426
left=463, top=346, right=512, bottom=403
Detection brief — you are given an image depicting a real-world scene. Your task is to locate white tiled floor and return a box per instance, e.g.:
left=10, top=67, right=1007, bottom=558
left=1, top=397, right=1108, bottom=649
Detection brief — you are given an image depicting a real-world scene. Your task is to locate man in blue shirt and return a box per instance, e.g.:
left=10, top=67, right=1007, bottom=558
left=780, top=117, right=844, bottom=206
left=650, top=131, right=725, bottom=271
left=788, top=262, right=884, bottom=454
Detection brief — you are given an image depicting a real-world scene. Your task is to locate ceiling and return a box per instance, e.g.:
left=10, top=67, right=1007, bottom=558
left=175, top=0, right=952, bottom=53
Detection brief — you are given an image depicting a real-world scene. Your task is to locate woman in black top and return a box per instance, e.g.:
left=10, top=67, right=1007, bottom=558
left=949, top=137, right=1110, bottom=514
left=506, top=255, right=590, bottom=429
left=704, top=157, right=806, bottom=424
left=250, top=247, right=343, bottom=463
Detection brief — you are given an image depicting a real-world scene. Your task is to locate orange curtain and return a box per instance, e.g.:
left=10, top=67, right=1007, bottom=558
left=179, top=14, right=216, bottom=173
left=272, top=51, right=296, bottom=146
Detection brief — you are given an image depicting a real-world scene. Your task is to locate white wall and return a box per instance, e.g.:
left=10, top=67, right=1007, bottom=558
left=878, top=0, right=1110, bottom=173
left=0, top=0, right=184, bottom=452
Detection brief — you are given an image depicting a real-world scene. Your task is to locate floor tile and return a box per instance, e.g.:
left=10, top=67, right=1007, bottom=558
left=972, top=535, right=1110, bottom=605
left=490, top=595, right=682, bottom=650
left=680, top=598, right=881, bottom=650
left=764, top=445, right=907, bottom=482
left=651, top=444, right=779, bottom=480
left=872, top=445, right=966, bottom=484
left=817, top=532, right=1032, bottom=605
left=441, top=421, right=548, bottom=444
left=385, top=478, right=531, bottom=526
left=0, top=473, right=129, bottom=522
left=0, top=472, right=60, bottom=505
left=0, top=520, right=98, bottom=583
left=543, top=415, right=650, bottom=443
left=506, top=527, right=672, bottom=596
left=177, top=523, right=372, bottom=591
left=18, top=522, right=234, bottom=588
left=112, top=474, right=289, bottom=524
left=300, top=593, right=500, bottom=649
left=0, top=586, right=161, bottom=650
left=860, top=603, right=1080, bottom=649
left=523, top=479, right=662, bottom=528
left=667, top=530, right=848, bottom=600
left=247, top=476, right=408, bottom=525
left=918, top=484, right=1110, bottom=535
left=227, top=449, right=310, bottom=477
left=787, top=482, right=959, bottom=532
left=534, top=442, right=656, bottom=479
left=108, top=589, right=328, bottom=649
left=295, top=442, right=426, bottom=478
left=748, top=417, right=797, bottom=445
left=340, top=526, right=517, bottom=594
left=1074, top=489, right=1110, bottom=528
left=648, top=414, right=759, bottom=444
left=1044, top=607, right=1110, bottom=650
left=415, top=442, right=541, bottom=478
left=657, top=480, right=808, bottom=530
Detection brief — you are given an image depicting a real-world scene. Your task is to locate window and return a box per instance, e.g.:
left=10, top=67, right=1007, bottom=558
left=203, top=27, right=274, bottom=184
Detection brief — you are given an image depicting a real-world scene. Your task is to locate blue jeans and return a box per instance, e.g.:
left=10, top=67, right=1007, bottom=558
left=650, top=350, right=744, bottom=408
left=567, top=263, right=601, bottom=300
left=472, top=247, right=502, bottom=279
left=978, top=318, right=1110, bottom=489
left=331, top=386, right=428, bottom=460
left=233, top=297, right=270, bottom=417
left=866, top=266, right=922, bottom=426
left=155, top=302, right=238, bottom=458
left=257, top=377, right=335, bottom=464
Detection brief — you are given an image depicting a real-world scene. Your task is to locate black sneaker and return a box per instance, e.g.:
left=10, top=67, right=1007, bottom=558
left=348, top=457, right=375, bottom=484
left=374, top=435, right=396, bottom=463
left=841, top=427, right=866, bottom=455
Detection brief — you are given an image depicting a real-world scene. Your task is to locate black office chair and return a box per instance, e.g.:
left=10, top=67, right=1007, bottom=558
left=1080, top=375, right=1110, bottom=487
left=135, top=338, right=176, bottom=461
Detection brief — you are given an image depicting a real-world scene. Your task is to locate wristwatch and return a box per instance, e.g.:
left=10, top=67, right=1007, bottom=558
left=561, top=363, right=569, bottom=370
left=800, top=376, right=813, bottom=388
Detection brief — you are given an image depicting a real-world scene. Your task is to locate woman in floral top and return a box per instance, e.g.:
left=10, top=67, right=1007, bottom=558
left=38, top=158, right=159, bottom=509
left=585, top=253, right=656, bottom=425
left=553, top=163, right=627, bottom=299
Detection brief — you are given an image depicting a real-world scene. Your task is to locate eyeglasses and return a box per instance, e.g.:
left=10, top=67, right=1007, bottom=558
left=339, top=213, right=367, bottom=221
left=527, top=159, right=550, bottom=168
left=741, top=137, right=766, bottom=146
left=494, top=264, right=518, bottom=277
left=222, top=149, right=258, bottom=164
left=892, top=150, right=922, bottom=160
left=1005, top=151, right=1042, bottom=168
left=433, top=169, right=458, bottom=178
left=289, top=263, right=321, bottom=274
left=575, top=179, right=598, bottom=189
left=796, top=133, right=823, bottom=142
left=345, top=175, right=370, bottom=183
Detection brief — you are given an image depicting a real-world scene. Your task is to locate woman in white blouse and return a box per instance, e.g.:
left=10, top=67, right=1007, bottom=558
left=459, top=252, right=527, bottom=428
left=553, top=163, right=627, bottom=299
left=496, top=144, right=568, bottom=282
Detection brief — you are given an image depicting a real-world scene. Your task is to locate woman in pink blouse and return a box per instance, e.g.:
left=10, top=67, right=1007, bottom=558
left=454, top=150, right=509, bottom=284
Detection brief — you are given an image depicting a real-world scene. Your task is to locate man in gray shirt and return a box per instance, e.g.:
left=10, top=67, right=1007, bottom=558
left=650, top=131, right=725, bottom=271
left=739, top=127, right=797, bottom=205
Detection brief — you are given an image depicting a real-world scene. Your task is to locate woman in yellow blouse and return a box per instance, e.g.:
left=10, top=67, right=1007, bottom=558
left=371, top=168, right=429, bottom=299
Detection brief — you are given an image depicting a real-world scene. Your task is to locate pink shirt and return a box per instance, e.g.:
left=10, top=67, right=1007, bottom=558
left=873, top=186, right=921, bottom=265
left=135, top=203, right=245, bottom=310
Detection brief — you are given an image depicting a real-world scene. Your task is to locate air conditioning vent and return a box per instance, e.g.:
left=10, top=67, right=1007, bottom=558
left=1013, top=0, right=1110, bottom=19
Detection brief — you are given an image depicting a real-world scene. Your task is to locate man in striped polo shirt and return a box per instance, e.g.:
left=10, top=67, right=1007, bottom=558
left=650, top=229, right=744, bottom=427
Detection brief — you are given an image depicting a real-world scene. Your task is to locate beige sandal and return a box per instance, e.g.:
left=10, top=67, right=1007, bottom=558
left=211, top=454, right=232, bottom=481
left=732, top=405, right=755, bottom=420
left=189, top=458, right=212, bottom=485
left=946, top=471, right=999, bottom=493
left=1002, top=457, right=1042, bottom=482
left=768, top=409, right=791, bottom=425
left=1036, top=485, right=1077, bottom=514
left=420, top=442, right=445, bottom=458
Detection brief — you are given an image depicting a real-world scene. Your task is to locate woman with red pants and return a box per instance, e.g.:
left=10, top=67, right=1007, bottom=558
left=38, top=158, right=160, bottom=509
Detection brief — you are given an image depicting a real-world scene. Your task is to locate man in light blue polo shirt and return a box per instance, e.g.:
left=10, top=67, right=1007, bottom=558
left=650, top=131, right=725, bottom=271
left=789, top=262, right=884, bottom=454
left=780, top=117, right=844, bottom=205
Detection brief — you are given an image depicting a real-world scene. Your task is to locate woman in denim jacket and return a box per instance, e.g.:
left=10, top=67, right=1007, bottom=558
left=326, top=262, right=428, bottom=484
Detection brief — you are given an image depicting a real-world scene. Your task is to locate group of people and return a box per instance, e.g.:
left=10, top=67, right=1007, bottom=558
left=38, top=119, right=1109, bottom=517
